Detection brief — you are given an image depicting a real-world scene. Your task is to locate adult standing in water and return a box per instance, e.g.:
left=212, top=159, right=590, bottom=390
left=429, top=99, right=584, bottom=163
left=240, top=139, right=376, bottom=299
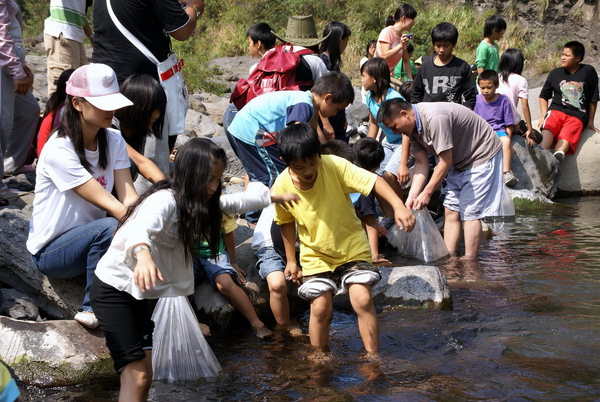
left=378, top=99, right=503, bottom=259
left=374, top=3, right=417, bottom=79
left=27, top=64, right=138, bottom=329
left=92, top=0, right=204, bottom=192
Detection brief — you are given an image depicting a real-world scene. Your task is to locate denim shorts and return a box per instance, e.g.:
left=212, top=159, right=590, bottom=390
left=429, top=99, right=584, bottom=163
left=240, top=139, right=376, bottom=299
left=255, top=247, right=285, bottom=279
left=382, top=140, right=404, bottom=176
left=196, top=252, right=238, bottom=288
left=374, top=139, right=401, bottom=176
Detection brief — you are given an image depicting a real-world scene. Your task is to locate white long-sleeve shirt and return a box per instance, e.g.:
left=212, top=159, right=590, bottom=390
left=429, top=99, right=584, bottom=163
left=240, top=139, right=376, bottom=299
left=95, top=182, right=271, bottom=300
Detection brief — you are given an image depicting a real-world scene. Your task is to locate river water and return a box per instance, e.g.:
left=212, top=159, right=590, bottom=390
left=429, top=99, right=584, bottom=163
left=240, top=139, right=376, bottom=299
left=19, top=196, right=600, bottom=400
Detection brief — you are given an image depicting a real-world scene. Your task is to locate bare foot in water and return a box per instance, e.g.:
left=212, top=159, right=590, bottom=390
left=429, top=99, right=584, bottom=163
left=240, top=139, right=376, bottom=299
left=307, top=350, right=333, bottom=364
left=255, top=326, right=274, bottom=338
left=287, top=324, right=304, bottom=337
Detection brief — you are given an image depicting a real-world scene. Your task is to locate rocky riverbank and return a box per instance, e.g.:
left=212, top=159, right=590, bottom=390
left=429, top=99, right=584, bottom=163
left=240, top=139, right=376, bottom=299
left=2, top=41, right=599, bottom=387
left=1, top=48, right=452, bottom=385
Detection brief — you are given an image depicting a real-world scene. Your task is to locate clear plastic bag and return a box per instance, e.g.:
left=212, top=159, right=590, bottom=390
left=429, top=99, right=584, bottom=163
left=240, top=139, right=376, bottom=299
left=387, top=209, right=449, bottom=263
left=499, top=183, right=515, bottom=217
left=152, top=296, right=221, bottom=382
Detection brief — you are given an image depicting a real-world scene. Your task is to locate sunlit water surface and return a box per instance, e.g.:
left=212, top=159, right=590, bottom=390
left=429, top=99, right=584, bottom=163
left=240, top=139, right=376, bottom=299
left=20, top=197, right=600, bottom=400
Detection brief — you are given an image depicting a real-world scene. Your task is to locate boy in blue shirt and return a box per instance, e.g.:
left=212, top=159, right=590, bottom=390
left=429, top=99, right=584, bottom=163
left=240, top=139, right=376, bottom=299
left=228, top=71, right=354, bottom=222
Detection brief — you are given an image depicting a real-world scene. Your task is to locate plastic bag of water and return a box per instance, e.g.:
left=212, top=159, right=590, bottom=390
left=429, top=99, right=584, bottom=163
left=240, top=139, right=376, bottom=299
left=499, top=183, right=515, bottom=217
left=152, top=296, right=221, bottom=382
left=387, top=209, right=449, bottom=263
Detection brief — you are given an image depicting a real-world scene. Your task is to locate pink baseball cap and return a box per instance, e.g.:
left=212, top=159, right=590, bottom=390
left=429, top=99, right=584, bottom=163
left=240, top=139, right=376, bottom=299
left=66, top=64, right=133, bottom=111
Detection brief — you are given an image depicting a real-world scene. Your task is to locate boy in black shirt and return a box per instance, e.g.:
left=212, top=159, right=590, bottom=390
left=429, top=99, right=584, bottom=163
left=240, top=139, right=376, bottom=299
left=539, top=41, right=599, bottom=162
left=410, top=22, right=476, bottom=109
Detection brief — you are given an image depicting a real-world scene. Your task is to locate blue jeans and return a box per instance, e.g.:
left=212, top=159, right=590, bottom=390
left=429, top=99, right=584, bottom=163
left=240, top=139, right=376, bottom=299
left=32, top=217, right=118, bottom=312
left=223, top=103, right=240, bottom=158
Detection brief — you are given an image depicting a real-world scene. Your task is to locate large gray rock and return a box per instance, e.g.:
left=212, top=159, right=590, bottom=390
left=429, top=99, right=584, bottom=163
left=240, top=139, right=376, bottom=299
left=0, top=207, right=83, bottom=319
left=0, top=316, right=113, bottom=387
left=372, top=265, right=451, bottom=309
left=510, top=134, right=559, bottom=199
left=555, top=129, right=600, bottom=193
left=211, top=134, right=246, bottom=179
left=202, top=101, right=229, bottom=126
left=185, top=109, right=223, bottom=138
left=3, top=171, right=35, bottom=192
left=187, top=93, right=208, bottom=114
left=0, top=289, right=39, bottom=321
left=525, top=86, right=600, bottom=195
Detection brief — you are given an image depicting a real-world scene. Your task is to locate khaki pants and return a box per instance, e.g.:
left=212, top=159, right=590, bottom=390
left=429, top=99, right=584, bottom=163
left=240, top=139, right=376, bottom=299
left=44, top=33, right=87, bottom=96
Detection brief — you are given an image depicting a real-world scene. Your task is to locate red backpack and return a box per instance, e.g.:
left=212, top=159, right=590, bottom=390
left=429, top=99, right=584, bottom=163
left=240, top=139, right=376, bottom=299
left=230, top=45, right=314, bottom=110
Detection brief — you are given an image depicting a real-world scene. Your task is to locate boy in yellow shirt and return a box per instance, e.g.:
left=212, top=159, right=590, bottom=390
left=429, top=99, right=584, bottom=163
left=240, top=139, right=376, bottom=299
left=271, top=123, right=415, bottom=356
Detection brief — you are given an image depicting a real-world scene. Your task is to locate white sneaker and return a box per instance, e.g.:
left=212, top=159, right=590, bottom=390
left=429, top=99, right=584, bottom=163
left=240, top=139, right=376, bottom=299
left=503, top=171, right=519, bottom=187
left=74, top=311, right=99, bottom=329
left=553, top=150, right=565, bottom=162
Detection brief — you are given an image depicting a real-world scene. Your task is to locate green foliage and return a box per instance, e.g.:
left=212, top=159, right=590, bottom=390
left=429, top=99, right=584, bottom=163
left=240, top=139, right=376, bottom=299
left=17, top=0, right=48, bottom=39
left=172, top=39, right=228, bottom=95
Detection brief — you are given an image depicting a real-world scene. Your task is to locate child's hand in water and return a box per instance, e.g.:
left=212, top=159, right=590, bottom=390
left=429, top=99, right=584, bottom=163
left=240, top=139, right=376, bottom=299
left=133, top=249, right=163, bottom=291
left=271, top=192, right=300, bottom=209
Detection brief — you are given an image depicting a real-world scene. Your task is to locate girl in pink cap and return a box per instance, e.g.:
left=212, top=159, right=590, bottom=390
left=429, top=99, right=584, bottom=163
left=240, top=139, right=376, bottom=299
left=26, top=63, right=138, bottom=329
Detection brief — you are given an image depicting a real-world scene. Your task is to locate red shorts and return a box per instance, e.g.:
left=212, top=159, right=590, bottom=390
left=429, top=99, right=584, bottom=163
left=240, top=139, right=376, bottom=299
left=541, top=110, right=584, bottom=154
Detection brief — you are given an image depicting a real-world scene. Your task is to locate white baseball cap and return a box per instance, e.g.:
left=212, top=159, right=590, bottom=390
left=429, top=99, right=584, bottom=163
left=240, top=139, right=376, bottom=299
left=66, top=64, right=133, bottom=111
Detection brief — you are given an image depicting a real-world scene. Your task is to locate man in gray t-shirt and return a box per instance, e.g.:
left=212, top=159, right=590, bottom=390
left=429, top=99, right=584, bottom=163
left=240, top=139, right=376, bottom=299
left=378, top=100, right=503, bottom=259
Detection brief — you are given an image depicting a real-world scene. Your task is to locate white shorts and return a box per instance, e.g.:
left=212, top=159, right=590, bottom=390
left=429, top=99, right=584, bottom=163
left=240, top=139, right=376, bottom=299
left=443, top=152, right=503, bottom=220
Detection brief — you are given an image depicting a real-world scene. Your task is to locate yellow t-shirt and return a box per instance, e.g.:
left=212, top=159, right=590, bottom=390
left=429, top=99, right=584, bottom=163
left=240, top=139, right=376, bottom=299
left=272, top=155, right=377, bottom=276
left=222, top=213, right=237, bottom=235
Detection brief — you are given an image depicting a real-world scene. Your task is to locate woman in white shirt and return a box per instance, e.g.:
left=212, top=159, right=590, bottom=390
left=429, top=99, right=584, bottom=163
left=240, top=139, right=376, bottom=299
left=26, top=63, right=137, bottom=329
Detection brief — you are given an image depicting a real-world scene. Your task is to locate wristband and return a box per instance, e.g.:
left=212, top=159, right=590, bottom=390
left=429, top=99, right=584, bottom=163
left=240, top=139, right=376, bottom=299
left=189, top=5, right=201, bottom=17
left=133, top=245, right=150, bottom=257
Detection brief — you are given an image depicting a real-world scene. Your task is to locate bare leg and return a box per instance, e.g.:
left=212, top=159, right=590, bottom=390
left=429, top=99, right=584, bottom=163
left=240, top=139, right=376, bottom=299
left=444, top=208, right=462, bottom=256
left=500, top=136, right=511, bottom=173
left=348, top=283, right=379, bottom=353
left=308, top=291, right=333, bottom=352
left=382, top=171, right=404, bottom=200
left=554, top=138, right=570, bottom=154
left=214, top=274, right=267, bottom=332
left=119, top=350, right=152, bottom=402
left=540, top=129, right=555, bottom=150
left=265, top=271, right=290, bottom=326
left=463, top=219, right=483, bottom=259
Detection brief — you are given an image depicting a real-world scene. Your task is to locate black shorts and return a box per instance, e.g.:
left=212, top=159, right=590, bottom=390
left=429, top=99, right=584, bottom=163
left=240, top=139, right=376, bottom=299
left=90, top=276, right=154, bottom=373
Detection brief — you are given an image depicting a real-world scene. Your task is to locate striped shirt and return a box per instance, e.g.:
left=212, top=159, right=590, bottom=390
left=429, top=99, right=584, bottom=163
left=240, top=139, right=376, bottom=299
left=44, top=0, right=87, bottom=42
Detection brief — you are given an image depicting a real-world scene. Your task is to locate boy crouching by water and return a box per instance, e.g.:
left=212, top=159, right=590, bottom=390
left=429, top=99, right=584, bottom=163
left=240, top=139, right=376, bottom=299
left=271, top=123, right=415, bottom=356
